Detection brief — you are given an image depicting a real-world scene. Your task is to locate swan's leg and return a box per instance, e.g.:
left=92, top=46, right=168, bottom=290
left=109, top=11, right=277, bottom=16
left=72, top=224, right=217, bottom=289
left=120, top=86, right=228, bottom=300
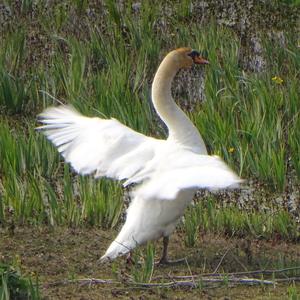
left=126, top=251, right=133, bottom=264
left=159, top=236, right=169, bottom=264
left=157, top=236, right=186, bottom=265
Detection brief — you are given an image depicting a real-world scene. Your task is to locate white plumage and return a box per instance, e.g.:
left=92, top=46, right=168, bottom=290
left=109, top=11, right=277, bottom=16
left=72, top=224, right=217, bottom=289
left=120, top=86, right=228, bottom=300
left=38, top=48, right=242, bottom=263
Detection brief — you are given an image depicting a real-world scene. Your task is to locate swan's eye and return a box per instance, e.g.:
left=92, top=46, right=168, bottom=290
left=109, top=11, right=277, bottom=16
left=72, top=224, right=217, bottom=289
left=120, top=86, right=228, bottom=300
left=188, top=50, right=209, bottom=65
left=188, top=50, right=201, bottom=59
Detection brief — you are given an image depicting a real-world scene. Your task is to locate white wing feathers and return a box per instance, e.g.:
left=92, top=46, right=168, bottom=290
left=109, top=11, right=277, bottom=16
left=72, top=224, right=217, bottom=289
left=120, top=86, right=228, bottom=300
left=133, top=154, right=242, bottom=201
left=37, top=105, right=158, bottom=181
left=38, top=105, right=242, bottom=201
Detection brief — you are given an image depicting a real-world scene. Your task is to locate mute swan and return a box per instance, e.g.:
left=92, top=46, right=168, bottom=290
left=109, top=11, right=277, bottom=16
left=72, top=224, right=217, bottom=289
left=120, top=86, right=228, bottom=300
left=38, top=48, right=241, bottom=264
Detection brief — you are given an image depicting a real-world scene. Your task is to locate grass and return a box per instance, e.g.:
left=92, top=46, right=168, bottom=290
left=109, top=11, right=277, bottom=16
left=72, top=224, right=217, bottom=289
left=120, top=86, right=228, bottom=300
left=0, top=0, right=299, bottom=280
left=0, top=261, right=40, bottom=300
left=0, top=4, right=299, bottom=299
left=183, top=197, right=300, bottom=246
left=288, top=282, right=300, bottom=300
left=131, top=243, right=155, bottom=283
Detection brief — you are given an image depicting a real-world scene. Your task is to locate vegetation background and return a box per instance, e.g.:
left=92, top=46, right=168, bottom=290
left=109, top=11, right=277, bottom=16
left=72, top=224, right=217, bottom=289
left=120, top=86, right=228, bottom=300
left=0, top=0, right=299, bottom=299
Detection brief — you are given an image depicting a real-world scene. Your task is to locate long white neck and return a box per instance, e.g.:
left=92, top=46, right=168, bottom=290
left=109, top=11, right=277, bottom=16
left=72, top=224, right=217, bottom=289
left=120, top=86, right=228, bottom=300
left=152, top=54, right=207, bottom=154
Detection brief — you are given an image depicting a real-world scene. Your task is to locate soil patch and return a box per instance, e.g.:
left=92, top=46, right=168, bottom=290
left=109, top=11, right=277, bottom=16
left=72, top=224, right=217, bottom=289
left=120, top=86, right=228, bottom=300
left=1, top=227, right=299, bottom=299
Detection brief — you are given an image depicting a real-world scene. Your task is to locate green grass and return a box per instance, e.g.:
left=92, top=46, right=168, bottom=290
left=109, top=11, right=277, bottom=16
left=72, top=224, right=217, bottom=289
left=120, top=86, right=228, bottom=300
left=183, top=197, right=300, bottom=244
left=288, top=282, right=300, bottom=300
left=0, top=1, right=299, bottom=237
left=0, top=261, right=41, bottom=300
left=131, top=243, right=155, bottom=283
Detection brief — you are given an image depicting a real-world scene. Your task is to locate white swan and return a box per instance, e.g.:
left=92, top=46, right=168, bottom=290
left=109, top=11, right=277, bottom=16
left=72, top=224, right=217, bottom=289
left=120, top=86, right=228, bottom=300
left=38, top=48, right=241, bottom=264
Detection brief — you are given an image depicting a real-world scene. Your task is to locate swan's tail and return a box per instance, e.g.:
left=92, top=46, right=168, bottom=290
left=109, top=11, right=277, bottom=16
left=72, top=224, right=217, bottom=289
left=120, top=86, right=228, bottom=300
left=100, top=198, right=145, bottom=262
left=100, top=239, right=132, bottom=262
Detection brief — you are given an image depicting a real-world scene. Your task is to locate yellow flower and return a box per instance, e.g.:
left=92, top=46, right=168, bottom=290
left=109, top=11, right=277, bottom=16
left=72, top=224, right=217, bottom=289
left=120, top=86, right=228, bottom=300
left=14, top=254, right=21, bottom=264
left=272, top=76, right=283, bottom=84
left=228, top=147, right=235, bottom=153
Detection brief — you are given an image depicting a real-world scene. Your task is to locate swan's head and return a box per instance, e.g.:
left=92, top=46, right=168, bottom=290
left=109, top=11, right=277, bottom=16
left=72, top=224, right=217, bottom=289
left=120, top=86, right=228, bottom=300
left=169, top=47, right=209, bottom=69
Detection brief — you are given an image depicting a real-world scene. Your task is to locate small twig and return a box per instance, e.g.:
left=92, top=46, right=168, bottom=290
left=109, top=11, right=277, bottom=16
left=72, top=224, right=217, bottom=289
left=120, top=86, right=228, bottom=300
left=44, top=267, right=300, bottom=290
left=153, top=266, right=300, bottom=280
left=184, top=257, right=196, bottom=287
left=39, top=90, right=65, bottom=106
left=231, top=252, right=249, bottom=272
left=221, top=266, right=300, bottom=277
left=213, top=247, right=232, bottom=274
left=44, top=275, right=294, bottom=289
left=44, top=278, right=117, bottom=288
left=275, top=277, right=300, bottom=282
left=77, top=278, right=116, bottom=286
left=130, top=277, right=275, bottom=288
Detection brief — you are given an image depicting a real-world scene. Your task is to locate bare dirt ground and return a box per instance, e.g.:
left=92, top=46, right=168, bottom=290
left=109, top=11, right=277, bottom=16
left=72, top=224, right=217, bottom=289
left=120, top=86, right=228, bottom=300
left=0, top=227, right=299, bottom=299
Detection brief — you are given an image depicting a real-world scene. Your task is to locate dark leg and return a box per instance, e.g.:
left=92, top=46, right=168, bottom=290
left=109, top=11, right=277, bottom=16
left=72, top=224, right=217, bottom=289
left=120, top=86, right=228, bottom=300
left=157, top=236, right=186, bottom=266
left=158, top=236, right=169, bottom=264
left=126, top=251, right=133, bottom=265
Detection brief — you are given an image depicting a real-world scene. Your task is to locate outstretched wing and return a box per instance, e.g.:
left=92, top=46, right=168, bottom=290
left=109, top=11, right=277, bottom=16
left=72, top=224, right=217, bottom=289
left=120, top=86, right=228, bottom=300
left=37, top=105, right=159, bottom=181
left=133, top=152, right=242, bottom=200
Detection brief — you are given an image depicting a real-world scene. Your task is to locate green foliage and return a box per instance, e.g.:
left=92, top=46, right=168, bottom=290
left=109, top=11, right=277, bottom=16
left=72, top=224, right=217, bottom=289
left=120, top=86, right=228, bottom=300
left=184, top=206, right=200, bottom=247
left=131, top=243, right=155, bottom=283
left=0, top=262, right=40, bottom=300
left=0, top=2, right=299, bottom=233
left=183, top=197, right=300, bottom=241
left=287, top=282, right=300, bottom=300
left=279, top=0, right=300, bottom=5
left=192, top=25, right=299, bottom=191
left=0, top=121, right=123, bottom=227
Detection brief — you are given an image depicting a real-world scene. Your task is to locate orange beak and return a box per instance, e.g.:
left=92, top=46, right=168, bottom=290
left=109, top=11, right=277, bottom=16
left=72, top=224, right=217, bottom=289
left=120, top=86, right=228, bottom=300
left=194, top=56, right=209, bottom=65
